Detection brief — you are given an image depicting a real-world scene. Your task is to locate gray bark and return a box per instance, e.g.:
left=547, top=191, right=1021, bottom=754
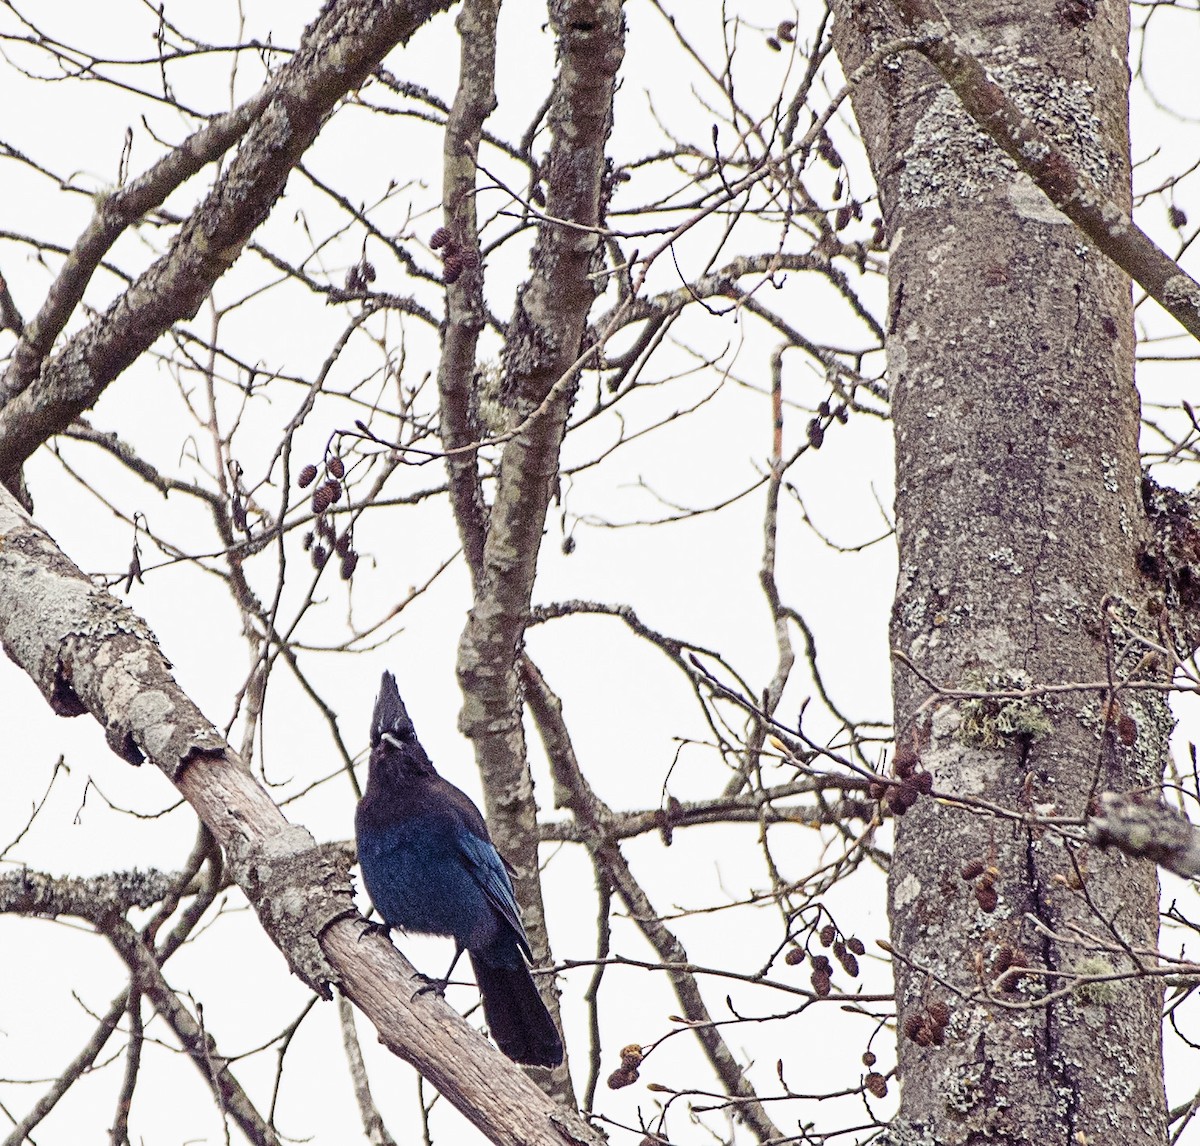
left=1090, top=790, right=1200, bottom=878
left=448, top=0, right=625, bottom=1103
left=834, top=1, right=1168, bottom=1141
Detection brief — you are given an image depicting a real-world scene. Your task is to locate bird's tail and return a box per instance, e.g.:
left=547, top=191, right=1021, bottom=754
left=469, top=950, right=563, bottom=1067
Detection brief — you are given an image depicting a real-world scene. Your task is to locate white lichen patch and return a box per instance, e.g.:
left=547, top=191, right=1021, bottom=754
left=944, top=1061, right=986, bottom=1113
left=1101, top=453, right=1119, bottom=494
left=986, top=546, right=1025, bottom=575
left=925, top=705, right=999, bottom=795
left=1008, top=173, right=1068, bottom=224
left=1162, top=273, right=1200, bottom=314
left=902, top=56, right=1108, bottom=209
left=902, top=86, right=1014, bottom=206
left=1033, top=578, right=1093, bottom=632
left=894, top=872, right=923, bottom=911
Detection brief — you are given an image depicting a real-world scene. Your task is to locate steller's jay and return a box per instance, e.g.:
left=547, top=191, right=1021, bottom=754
left=355, top=671, right=564, bottom=1067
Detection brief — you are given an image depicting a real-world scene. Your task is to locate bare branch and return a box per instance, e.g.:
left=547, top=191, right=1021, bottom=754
left=0, top=0, right=455, bottom=488
left=1089, top=790, right=1200, bottom=878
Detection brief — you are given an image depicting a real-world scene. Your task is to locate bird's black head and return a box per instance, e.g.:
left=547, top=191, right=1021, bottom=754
left=371, top=670, right=416, bottom=747
left=369, top=671, right=435, bottom=778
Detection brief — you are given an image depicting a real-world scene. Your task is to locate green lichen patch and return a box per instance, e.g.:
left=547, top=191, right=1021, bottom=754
left=1071, top=956, right=1120, bottom=1005
left=958, top=669, right=1053, bottom=748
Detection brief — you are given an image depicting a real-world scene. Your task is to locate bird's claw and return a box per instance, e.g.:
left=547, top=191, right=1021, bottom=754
left=411, top=973, right=449, bottom=1002
left=357, top=918, right=393, bottom=944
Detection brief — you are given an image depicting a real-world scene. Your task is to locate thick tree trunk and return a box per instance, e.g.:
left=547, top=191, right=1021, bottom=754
left=834, top=2, right=1168, bottom=1141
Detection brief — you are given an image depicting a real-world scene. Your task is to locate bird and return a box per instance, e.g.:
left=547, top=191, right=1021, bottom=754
left=354, top=670, right=564, bottom=1067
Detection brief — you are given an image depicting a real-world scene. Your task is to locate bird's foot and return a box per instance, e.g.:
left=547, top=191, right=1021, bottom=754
left=411, top=973, right=450, bottom=1002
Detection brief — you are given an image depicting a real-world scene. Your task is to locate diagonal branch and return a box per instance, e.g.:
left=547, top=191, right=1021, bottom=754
left=1089, top=790, right=1200, bottom=878
left=2, top=831, right=220, bottom=1146
left=0, top=483, right=601, bottom=1146
left=882, top=0, right=1200, bottom=341
left=0, top=86, right=273, bottom=408
left=338, top=993, right=399, bottom=1146
left=520, top=656, right=785, bottom=1143
left=109, top=920, right=281, bottom=1146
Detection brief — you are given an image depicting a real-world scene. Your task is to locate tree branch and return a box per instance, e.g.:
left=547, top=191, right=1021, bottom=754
left=1089, top=790, right=1200, bottom=878
left=450, top=0, right=625, bottom=1100
left=520, top=655, right=785, bottom=1143
left=435, top=0, right=499, bottom=582
left=0, top=87, right=273, bottom=408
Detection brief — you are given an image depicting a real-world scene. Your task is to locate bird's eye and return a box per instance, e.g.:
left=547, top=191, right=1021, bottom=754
left=381, top=731, right=408, bottom=750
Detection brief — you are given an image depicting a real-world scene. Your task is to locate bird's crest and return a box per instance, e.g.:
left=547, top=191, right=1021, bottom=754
left=371, top=670, right=416, bottom=749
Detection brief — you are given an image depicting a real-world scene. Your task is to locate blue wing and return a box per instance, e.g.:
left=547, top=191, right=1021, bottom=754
left=457, top=831, right=532, bottom=961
